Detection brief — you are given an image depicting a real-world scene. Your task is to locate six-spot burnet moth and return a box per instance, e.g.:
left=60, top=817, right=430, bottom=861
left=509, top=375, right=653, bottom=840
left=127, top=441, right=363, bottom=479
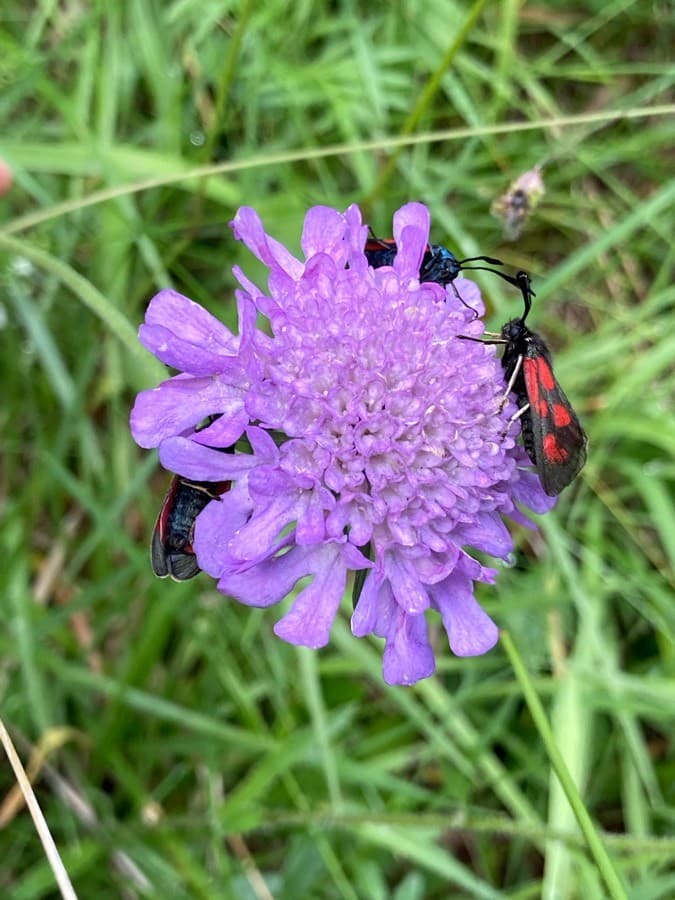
left=463, top=270, right=587, bottom=496
left=151, top=476, right=231, bottom=580
left=365, top=235, right=527, bottom=315
left=151, top=416, right=233, bottom=580
left=365, top=236, right=507, bottom=283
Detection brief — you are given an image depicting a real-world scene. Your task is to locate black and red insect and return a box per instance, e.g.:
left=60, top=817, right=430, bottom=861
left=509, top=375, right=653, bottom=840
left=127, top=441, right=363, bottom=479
left=151, top=477, right=230, bottom=580
left=365, top=236, right=524, bottom=307
left=493, top=271, right=587, bottom=496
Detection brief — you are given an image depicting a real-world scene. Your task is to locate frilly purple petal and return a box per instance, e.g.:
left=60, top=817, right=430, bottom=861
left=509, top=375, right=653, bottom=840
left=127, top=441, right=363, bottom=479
left=453, top=512, right=513, bottom=558
left=158, top=437, right=256, bottom=481
left=139, top=289, right=239, bottom=375
left=226, top=490, right=310, bottom=563
left=383, top=608, right=435, bottom=686
left=194, top=489, right=252, bottom=577
left=191, top=410, right=249, bottom=448
left=273, top=545, right=349, bottom=648
left=513, top=471, right=557, bottom=514
left=384, top=552, right=430, bottom=614
left=217, top=544, right=312, bottom=608
left=344, top=204, right=369, bottom=271
left=300, top=206, right=348, bottom=261
left=351, top=568, right=382, bottom=637
left=431, top=576, right=500, bottom=656
left=132, top=200, right=564, bottom=687
left=391, top=202, right=430, bottom=281
left=451, top=277, right=485, bottom=317
left=130, top=376, right=245, bottom=449
left=230, top=207, right=304, bottom=279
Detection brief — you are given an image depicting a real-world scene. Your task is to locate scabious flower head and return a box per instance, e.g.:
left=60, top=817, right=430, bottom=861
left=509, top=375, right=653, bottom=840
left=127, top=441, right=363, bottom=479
left=130, top=202, right=554, bottom=685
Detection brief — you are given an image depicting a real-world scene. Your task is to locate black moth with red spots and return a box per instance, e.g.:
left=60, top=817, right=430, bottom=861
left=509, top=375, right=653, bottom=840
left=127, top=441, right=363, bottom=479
left=152, top=477, right=230, bottom=580
left=500, top=272, right=587, bottom=496
left=151, top=416, right=233, bottom=580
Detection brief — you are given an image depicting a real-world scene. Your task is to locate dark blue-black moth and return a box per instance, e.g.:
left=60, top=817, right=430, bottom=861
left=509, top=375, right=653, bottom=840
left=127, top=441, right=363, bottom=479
left=151, top=477, right=230, bottom=580
left=364, top=236, right=526, bottom=310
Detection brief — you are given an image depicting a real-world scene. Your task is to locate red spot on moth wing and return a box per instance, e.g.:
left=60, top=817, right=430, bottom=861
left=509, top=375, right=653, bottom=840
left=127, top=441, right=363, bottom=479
left=523, top=357, right=541, bottom=406
left=552, top=403, right=572, bottom=427
left=533, top=356, right=556, bottom=390
left=543, top=433, right=569, bottom=463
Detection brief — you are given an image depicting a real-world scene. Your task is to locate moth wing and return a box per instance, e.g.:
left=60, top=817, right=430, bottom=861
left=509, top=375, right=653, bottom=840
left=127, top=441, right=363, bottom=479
left=523, top=354, right=587, bottom=496
left=166, top=553, right=201, bottom=581
left=151, top=520, right=170, bottom=578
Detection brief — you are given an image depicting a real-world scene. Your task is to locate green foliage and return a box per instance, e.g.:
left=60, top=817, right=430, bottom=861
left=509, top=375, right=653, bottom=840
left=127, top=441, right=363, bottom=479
left=0, top=1, right=673, bottom=896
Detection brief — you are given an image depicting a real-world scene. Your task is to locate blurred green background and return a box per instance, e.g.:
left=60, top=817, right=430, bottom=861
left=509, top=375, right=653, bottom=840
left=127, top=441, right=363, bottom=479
left=1, top=1, right=674, bottom=897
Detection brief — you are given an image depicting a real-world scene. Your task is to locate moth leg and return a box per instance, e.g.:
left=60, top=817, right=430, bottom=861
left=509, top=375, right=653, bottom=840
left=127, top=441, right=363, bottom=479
left=501, top=402, right=530, bottom=440
left=449, top=279, right=479, bottom=320
left=181, top=481, right=224, bottom=501
left=499, top=353, right=524, bottom=412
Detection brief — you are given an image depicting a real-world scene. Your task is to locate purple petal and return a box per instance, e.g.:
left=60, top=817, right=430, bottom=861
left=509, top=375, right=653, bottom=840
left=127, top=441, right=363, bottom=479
left=246, top=380, right=294, bottom=427
left=344, top=204, right=369, bottom=272
left=413, top=544, right=460, bottom=585
left=216, top=545, right=311, bottom=608
left=303, top=254, right=341, bottom=299
left=191, top=409, right=250, bottom=447
left=236, top=286, right=262, bottom=332
left=158, top=437, right=257, bottom=481
left=456, top=551, right=498, bottom=585
left=391, top=202, right=430, bottom=280
left=247, top=426, right=280, bottom=461
left=248, top=465, right=299, bottom=497
left=130, top=376, right=245, bottom=449
left=347, top=503, right=374, bottom=546
left=382, top=608, right=435, bottom=686
left=373, top=580, right=397, bottom=638
left=451, top=277, right=485, bottom=317
left=512, top=471, right=557, bottom=514
left=351, top=568, right=382, bottom=637
left=230, top=207, right=304, bottom=279
left=193, top=488, right=252, bottom=577
left=505, top=505, right=539, bottom=530
left=274, top=545, right=348, bottom=647
left=139, top=289, right=238, bottom=375
left=431, top=576, right=499, bottom=656
left=340, top=541, right=373, bottom=571
left=300, top=206, right=347, bottom=260
left=232, top=269, right=264, bottom=302
left=295, top=490, right=327, bottom=544
left=384, top=552, right=430, bottom=614
left=453, top=512, right=513, bottom=558
left=226, top=491, right=309, bottom=562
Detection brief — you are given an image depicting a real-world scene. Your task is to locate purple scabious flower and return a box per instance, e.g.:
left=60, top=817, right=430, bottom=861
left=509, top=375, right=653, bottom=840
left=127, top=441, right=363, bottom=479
left=130, top=202, right=554, bottom=686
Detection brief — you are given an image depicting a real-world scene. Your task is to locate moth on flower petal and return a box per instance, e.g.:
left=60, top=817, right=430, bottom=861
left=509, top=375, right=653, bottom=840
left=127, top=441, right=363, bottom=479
left=152, top=477, right=231, bottom=580
left=498, top=273, right=587, bottom=496
left=365, top=234, right=528, bottom=316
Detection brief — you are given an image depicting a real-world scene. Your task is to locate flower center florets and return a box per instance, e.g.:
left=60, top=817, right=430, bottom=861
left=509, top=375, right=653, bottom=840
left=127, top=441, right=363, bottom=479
left=254, top=258, right=511, bottom=544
